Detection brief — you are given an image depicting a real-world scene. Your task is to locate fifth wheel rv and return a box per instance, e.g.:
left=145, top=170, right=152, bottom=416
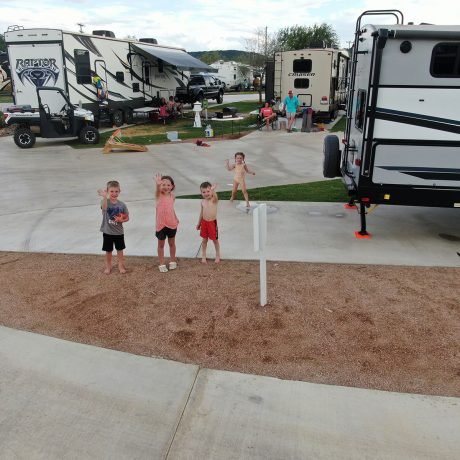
left=269, top=47, right=349, bottom=121
left=5, top=27, right=212, bottom=126
left=323, top=10, right=460, bottom=237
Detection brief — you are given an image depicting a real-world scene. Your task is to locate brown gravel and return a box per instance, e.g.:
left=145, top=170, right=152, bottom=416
left=1, top=251, right=459, bottom=397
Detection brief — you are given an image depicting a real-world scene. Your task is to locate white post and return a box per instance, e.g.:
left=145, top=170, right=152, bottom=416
left=253, top=204, right=267, bottom=306
left=193, top=102, right=202, bottom=128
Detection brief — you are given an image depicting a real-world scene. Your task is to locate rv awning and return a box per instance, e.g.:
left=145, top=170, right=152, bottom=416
left=132, top=43, right=214, bottom=71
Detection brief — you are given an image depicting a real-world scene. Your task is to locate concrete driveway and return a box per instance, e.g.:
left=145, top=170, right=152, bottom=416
left=0, top=128, right=459, bottom=266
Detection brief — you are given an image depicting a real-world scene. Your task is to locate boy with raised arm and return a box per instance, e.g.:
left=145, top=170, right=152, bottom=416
left=196, top=182, right=221, bottom=264
left=97, top=180, right=129, bottom=274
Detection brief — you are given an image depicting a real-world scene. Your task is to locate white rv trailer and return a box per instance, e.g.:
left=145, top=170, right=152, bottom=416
left=323, top=10, right=460, bottom=236
left=5, top=27, right=212, bottom=125
left=272, top=48, right=349, bottom=120
left=211, top=60, right=252, bottom=91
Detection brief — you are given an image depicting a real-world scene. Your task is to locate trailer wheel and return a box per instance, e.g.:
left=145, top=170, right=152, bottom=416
left=124, top=109, right=134, bottom=124
left=112, top=110, right=123, bottom=127
left=14, top=128, right=36, bottom=149
left=323, top=134, right=341, bottom=178
left=216, top=92, right=223, bottom=104
left=79, top=126, right=100, bottom=144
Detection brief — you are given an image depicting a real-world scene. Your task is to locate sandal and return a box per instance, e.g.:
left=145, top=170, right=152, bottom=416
left=169, top=261, right=178, bottom=270
left=158, top=265, right=168, bottom=273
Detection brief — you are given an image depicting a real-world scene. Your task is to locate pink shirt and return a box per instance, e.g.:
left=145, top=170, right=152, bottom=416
left=260, top=107, right=273, bottom=118
left=156, top=193, right=179, bottom=231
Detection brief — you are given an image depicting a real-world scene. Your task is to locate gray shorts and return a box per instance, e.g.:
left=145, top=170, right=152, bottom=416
left=287, top=111, right=296, bottom=118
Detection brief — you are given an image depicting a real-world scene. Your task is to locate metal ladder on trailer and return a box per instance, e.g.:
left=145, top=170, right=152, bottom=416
left=344, top=10, right=404, bottom=236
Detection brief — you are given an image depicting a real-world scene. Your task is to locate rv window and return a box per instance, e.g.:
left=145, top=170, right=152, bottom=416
left=431, top=43, right=460, bottom=77
left=293, top=59, right=312, bottom=73
left=158, top=59, right=164, bottom=73
left=355, top=89, right=366, bottom=130
left=132, top=83, right=140, bottom=92
left=294, top=78, right=309, bottom=88
left=116, top=71, right=124, bottom=83
left=74, top=49, right=91, bottom=84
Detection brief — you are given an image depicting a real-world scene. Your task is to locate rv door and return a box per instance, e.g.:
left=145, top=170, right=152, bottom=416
left=8, top=43, right=65, bottom=107
left=94, top=60, right=109, bottom=101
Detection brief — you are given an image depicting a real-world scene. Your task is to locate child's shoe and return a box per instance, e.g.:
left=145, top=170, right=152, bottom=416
left=169, top=261, right=178, bottom=270
left=158, top=265, right=168, bottom=273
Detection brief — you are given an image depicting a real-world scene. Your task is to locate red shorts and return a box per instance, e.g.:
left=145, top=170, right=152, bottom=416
left=200, top=219, right=218, bottom=240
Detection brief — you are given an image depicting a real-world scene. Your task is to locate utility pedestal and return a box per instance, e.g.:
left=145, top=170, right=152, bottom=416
left=193, top=102, right=202, bottom=128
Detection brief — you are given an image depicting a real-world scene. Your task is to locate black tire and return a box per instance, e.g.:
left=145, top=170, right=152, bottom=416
left=323, top=134, right=341, bottom=178
left=124, top=109, right=134, bottom=124
left=111, top=109, right=123, bottom=127
left=330, top=109, right=338, bottom=120
left=237, top=84, right=242, bottom=92
left=216, top=92, right=223, bottom=104
left=14, top=127, right=36, bottom=149
left=79, top=126, right=100, bottom=144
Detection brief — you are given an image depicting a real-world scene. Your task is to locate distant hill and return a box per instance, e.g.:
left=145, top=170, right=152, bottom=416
left=189, top=50, right=263, bottom=65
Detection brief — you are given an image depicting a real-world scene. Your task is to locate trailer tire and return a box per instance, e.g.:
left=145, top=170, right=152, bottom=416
left=112, top=110, right=123, bottom=127
left=216, top=92, right=223, bottom=104
left=323, top=134, right=341, bottom=178
left=79, top=126, right=100, bottom=144
left=14, top=128, right=36, bottom=149
left=124, top=109, right=134, bottom=124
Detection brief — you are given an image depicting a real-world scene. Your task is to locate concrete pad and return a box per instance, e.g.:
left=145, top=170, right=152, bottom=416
left=0, top=326, right=198, bottom=459
left=1, top=199, right=459, bottom=267
left=168, top=369, right=460, bottom=460
left=1, top=123, right=459, bottom=267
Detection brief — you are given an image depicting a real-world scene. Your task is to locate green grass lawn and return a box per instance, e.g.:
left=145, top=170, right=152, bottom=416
left=211, top=100, right=262, bottom=113
left=329, top=116, right=346, bottom=133
left=0, top=94, right=13, bottom=103
left=68, top=115, right=258, bottom=149
left=178, top=179, right=348, bottom=203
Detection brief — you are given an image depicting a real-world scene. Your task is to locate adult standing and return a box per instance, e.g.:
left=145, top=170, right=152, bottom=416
left=283, top=89, right=300, bottom=132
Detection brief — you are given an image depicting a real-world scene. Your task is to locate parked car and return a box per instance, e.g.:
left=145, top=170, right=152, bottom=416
left=175, top=74, right=224, bottom=106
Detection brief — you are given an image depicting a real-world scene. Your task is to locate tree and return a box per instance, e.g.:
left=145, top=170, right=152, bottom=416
left=275, top=23, right=339, bottom=51
left=0, top=34, right=6, bottom=53
left=200, top=51, right=221, bottom=65
left=244, top=28, right=277, bottom=102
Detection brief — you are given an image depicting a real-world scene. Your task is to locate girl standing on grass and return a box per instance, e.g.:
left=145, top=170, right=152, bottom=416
left=155, top=173, right=179, bottom=273
left=225, top=152, right=255, bottom=208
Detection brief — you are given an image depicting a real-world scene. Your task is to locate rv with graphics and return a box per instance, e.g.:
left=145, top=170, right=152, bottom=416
left=4, top=27, right=212, bottom=126
left=267, top=47, right=349, bottom=121
left=211, top=60, right=252, bottom=91
left=323, top=10, right=460, bottom=236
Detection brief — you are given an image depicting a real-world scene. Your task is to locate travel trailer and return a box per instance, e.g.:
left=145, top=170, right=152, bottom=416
left=0, top=51, right=11, bottom=93
left=268, top=47, right=349, bottom=120
left=4, top=27, right=212, bottom=125
left=323, top=10, right=460, bottom=237
left=211, top=60, right=252, bottom=91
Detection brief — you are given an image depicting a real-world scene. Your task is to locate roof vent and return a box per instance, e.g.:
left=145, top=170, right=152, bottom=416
left=139, top=38, right=158, bottom=44
left=92, top=30, right=115, bottom=38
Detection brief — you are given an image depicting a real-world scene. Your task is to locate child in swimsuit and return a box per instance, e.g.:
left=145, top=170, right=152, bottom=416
left=196, top=182, right=221, bottom=264
left=225, top=152, right=255, bottom=208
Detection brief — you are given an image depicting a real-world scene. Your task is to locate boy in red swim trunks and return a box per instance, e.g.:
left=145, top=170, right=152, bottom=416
left=196, top=182, right=221, bottom=264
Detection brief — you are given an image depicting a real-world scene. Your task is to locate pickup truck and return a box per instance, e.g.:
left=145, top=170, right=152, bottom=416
left=175, top=74, right=224, bottom=106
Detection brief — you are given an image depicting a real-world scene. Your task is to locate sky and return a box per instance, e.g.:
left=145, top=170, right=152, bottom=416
left=1, top=0, right=459, bottom=51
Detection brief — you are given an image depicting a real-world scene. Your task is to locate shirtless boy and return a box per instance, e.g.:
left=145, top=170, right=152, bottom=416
left=196, top=182, right=221, bottom=264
